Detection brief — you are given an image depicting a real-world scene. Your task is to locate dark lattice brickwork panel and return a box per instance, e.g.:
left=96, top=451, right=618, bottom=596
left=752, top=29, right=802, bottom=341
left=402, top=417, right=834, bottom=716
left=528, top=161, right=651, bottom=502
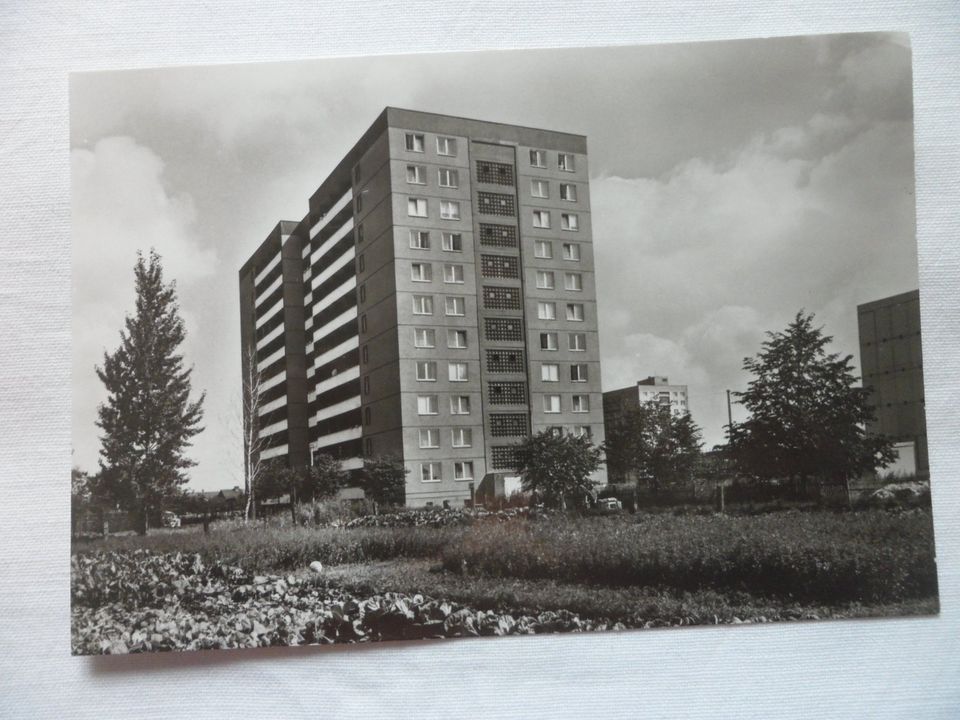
left=488, top=382, right=526, bottom=405
left=483, top=286, right=522, bottom=310
left=485, top=318, right=524, bottom=342
left=486, top=350, right=525, bottom=373
left=479, top=223, right=517, bottom=248
left=481, top=254, right=519, bottom=279
left=477, top=161, right=514, bottom=186
left=490, top=413, right=528, bottom=437
left=478, top=192, right=516, bottom=217
left=491, top=446, right=520, bottom=470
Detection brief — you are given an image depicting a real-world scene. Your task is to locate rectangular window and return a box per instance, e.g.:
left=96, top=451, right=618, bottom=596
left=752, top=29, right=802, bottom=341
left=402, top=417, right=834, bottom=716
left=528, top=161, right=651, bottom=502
left=448, top=361, right=469, bottom=382
left=451, top=428, right=473, bottom=448
left=565, top=272, right=583, bottom=291
left=355, top=194, right=363, bottom=213
left=448, top=329, right=468, bottom=349
left=569, top=333, right=587, bottom=351
left=543, top=395, right=561, bottom=413
left=357, top=254, right=365, bottom=272
left=558, top=153, right=576, bottom=172
left=570, top=364, right=588, bottom=383
left=419, top=428, right=440, bottom=449
left=362, top=345, right=369, bottom=363
left=561, top=213, right=579, bottom=232
left=534, top=240, right=553, bottom=259
left=420, top=462, right=442, bottom=482
left=572, top=395, right=590, bottom=413
left=444, top=264, right=465, bottom=283
left=442, top=232, right=463, bottom=252
left=414, top=328, right=436, bottom=348
left=532, top=210, right=551, bottom=229
left=440, top=200, right=461, bottom=220
left=573, top=425, right=592, bottom=439
left=416, top=360, right=437, bottom=381
left=530, top=149, right=547, bottom=168
left=437, top=136, right=458, bottom=156
left=438, top=168, right=459, bottom=188
left=562, top=242, right=581, bottom=261
left=547, top=426, right=564, bottom=437
left=406, top=165, right=426, bottom=184
left=450, top=395, right=471, bottom=415
left=405, top=132, right=425, bottom=152
left=566, top=303, right=585, bottom=321
left=411, top=263, right=432, bottom=282
left=560, top=183, right=577, bottom=202
left=364, top=438, right=373, bottom=456
left=536, top=271, right=555, bottom=289
left=357, top=224, right=364, bottom=244
left=412, top=295, right=433, bottom=315
left=531, top=179, right=549, bottom=198
left=540, top=332, right=558, bottom=351
left=541, top=363, right=559, bottom=382
left=445, top=296, right=466, bottom=316
left=537, top=302, right=556, bottom=320
left=364, top=407, right=371, bottom=425
left=454, top=461, right=474, bottom=480
left=358, top=284, right=366, bottom=303
left=363, top=375, right=370, bottom=395
left=409, top=229, right=430, bottom=249
left=417, top=395, right=439, bottom=415
left=360, top=314, right=368, bottom=333
left=408, top=197, right=428, bottom=217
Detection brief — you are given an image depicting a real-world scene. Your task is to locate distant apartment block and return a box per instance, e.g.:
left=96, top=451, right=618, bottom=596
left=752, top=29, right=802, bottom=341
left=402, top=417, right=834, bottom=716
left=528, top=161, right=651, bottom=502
left=603, top=376, right=690, bottom=423
left=239, top=108, right=607, bottom=507
left=857, top=289, right=928, bottom=477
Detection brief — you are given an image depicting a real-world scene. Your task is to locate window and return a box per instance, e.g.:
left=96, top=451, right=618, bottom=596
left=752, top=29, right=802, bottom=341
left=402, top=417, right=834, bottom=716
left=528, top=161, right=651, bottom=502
left=561, top=213, right=579, bottom=231
left=364, top=407, right=371, bottom=425
left=405, top=132, right=425, bottom=152
left=358, top=254, right=365, bottom=272
left=448, top=329, right=468, bottom=349
left=454, top=461, right=474, bottom=480
left=358, top=284, right=366, bottom=303
left=420, top=462, right=441, bottom=482
left=530, top=149, right=547, bottom=167
left=558, top=153, right=575, bottom=172
left=537, top=302, right=556, bottom=320
left=565, top=272, right=583, bottom=291
left=531, top=179, right=549, bottom=198
left=569, top=333, right=587, bottom=351
left=438, top=168, right=459, bottom=188
left=573, top=425, right=592, bottom=439
left=414, top=328, right=436, bottom=348
left=363, top=375, right=370, bottom=394
left=437, top=136, right=458, bottom=156
left=560, top=183, right=577, bottom=202
left=408, top=197, right=428, bottom=217
left=440, top=200, right=461, bottom=220
left=448, top=362, right=469, bottom=382
left=360, top=315, right=368, bottom=333
left=534, top=240, right=553, bottom=259
left=540, top=332, right=558, bottom=351
left=572, top=395, right=590, bottom=413
left=417, top=395, right=439, bottom=415
left=419, top=428, right=440, bottom=448
left=444, top=264, right=465, bottom=283
left=445, top=296, right=465, bottom=316
left=353, top=164, right=361, bottom=183
left=362, top=345, right=369, bottom=363
left=357, top=224, right=364, bottom=244
left=406, top=165, right=426, bottom=184
left=412, top=294, right=434, bottom=315
left=566, top=303, right=585, bottom=321
left=543, top=395, right=561, bottom=413
left=450, top=395, right=471, bottom=415
left=547, top=426, right=564, bottom=437
left=451, top=428, right=473, bottom=448
left=364, top=438, right=373, bottom=456
left=409, top=229, right=430, bottom=249
left=536, top=271, right=555, bottom=289
left=411, top=262, right=432, bottom=282
left=570, top=364, right=588, bottom=383
left=355, top=193, right=363, bottom=213
left=441, top=232, right=463, bottom=252
left=562, top=242, right=581, bottom=261
left=541, top=363, right=559, bottom=382
left=416, top=360, right=437, bottom=381
left=532, top=210, right=551, bottom=229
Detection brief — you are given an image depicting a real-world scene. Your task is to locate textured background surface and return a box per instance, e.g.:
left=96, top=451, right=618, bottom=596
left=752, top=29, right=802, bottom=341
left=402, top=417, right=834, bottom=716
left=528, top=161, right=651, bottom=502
left=1, top=2, right=958, bottom=717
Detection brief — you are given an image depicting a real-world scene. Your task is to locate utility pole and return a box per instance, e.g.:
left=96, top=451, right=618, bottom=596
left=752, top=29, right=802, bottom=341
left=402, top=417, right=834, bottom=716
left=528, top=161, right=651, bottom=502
left=726, top=389, right=734, bottom=436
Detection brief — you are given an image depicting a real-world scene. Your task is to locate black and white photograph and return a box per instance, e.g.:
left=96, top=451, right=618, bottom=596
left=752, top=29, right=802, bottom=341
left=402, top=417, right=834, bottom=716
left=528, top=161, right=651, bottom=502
left=69, top=33, right=939, bottom=656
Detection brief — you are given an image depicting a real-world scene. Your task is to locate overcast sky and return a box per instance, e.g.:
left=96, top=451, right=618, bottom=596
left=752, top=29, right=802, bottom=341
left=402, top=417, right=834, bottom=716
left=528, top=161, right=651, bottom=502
left=71, top=33, right=917, bottom=491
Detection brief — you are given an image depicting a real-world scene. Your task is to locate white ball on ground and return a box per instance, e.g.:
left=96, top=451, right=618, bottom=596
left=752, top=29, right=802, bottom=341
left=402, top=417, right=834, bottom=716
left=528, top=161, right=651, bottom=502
left=309, top=561, right=324, bottom=574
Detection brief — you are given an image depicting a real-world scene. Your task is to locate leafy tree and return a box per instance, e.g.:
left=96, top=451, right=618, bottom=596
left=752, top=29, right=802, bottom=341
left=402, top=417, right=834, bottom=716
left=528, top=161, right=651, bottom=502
left=95, top=250, right=205, bottom=534
left=302, top=454, right=348, bottom=502
left=515, top=431, right=603, bottom=510
left=359, top=456, right=408, bottom=506
left=729, top=311, right=896, bottom=493
left=604, top=405, right=703, bottom=492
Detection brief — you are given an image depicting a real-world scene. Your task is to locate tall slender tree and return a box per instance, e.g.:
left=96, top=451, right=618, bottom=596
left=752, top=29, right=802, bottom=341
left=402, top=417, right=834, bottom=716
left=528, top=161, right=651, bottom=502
left=95, top=250, right=205, bottom=534
left=241, top=345, right=268, bottom=521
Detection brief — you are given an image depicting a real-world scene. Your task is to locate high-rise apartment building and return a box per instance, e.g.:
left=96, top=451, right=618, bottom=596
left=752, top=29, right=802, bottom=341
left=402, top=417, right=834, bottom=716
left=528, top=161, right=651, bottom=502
left=603, top=376, right=690, bottom=422
left=239, top=108, right=606, bottom=507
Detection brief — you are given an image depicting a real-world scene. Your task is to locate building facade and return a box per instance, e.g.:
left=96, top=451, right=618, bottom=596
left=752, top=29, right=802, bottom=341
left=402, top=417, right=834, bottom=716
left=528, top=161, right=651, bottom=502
left=239, top=108, right=606, bottom=507
left=603, top=376, right=690, bottom=422
left=857, top=289, right=928, bottom=477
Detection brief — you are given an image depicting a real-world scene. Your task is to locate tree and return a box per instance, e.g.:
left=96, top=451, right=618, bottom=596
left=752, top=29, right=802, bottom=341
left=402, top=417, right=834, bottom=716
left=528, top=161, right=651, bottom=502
left=729, top=311, right=895, bottom=494
left=241, top=345, right=268, bottom=522
left=301, top=454, right=348, bottom=502
left=603, top=405, right=703, bottom=492
left=95, top=250, right=205, bottom=534
left=359, top=456, right=408, bottom=506
left=515, top=431, right=603, bottom=510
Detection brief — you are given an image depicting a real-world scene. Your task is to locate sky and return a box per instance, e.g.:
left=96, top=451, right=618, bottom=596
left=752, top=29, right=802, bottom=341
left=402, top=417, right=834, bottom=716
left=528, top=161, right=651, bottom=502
left=71, top=33, right=918, bottom=491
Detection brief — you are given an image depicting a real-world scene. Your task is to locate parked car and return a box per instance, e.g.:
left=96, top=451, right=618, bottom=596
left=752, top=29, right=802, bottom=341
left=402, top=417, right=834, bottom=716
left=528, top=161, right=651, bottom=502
left=161, top=511, right=181, bottom=529
left=596, top=497, right=622, bottom=512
